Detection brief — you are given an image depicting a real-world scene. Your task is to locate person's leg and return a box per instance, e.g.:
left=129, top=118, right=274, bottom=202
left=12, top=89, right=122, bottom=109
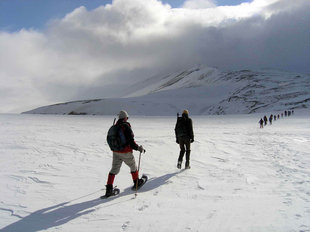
left=107, top=152, right=123, bottom=185
left=185, top=139, right=191, bottom=168
left=109, top=152, right=123, bottom=177
left=178, top=138, right=185, bottom=162
left=105, top=152, right=123, bottom=196
left=177, top=138, right=185, bottom=168
left=121, top=152, right=139, bottom=183
left=121, top=152, right=137, bottom=172
left=121, top=152, right=145, bottom=187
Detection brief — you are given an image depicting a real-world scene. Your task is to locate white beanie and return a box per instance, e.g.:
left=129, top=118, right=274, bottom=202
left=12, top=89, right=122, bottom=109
left=118, top=110, right=129, bottom=119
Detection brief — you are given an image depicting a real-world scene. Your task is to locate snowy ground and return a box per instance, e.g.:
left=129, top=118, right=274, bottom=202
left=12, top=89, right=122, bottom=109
left=0, top=112, right=310, bottom=232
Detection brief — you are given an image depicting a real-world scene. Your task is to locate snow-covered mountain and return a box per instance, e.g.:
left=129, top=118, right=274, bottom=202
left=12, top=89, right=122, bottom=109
left=23, top=65, right=310, bottom=115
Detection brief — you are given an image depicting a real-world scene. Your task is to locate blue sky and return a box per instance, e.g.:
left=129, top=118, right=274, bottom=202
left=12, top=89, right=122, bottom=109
left=0, top=0, right=251, bottom=31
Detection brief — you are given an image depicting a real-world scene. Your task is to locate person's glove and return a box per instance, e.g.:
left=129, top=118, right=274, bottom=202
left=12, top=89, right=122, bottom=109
left=176, top=139, right=179, bottom=144
left=190, top=138, right=194, bottom=143
left=138, top=145, right=145, bottom=153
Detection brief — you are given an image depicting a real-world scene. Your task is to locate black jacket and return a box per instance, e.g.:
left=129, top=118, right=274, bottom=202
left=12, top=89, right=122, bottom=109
left=116, top=119, right=139, bottom=151
left=175, top=114, right=194, bottom=140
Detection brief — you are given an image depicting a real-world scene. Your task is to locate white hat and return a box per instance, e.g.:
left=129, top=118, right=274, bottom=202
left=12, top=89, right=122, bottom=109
left=118, top=110, right=129, bottom=119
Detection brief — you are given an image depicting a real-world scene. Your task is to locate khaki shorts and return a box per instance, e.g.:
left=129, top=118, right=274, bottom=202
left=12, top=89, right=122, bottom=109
left=109, top=151, right=137, bottom=175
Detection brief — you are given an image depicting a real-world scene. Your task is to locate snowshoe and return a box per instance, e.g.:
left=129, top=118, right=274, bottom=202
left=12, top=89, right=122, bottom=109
left=132, top=175, right=148, bottom=191
left=185, top=161, right=191, bottom=169
left=177, top=161, right=182, bottom=169
left=100, top=185, right=120, bottom=199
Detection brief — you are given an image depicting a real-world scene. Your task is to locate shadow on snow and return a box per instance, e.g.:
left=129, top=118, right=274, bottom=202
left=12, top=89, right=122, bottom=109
left=136, top=170, right=185, bottom=193
left=1, top=171, right=182, bottom=232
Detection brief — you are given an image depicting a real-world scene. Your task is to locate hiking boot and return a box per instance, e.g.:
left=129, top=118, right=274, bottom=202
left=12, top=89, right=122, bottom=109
left=185, top=161, right=190, bottom=169
left=133, top=178, right=144, bottom=189
left=177, top=161, right=182, bottom=169
left=105, top=184, right=113, bottom=197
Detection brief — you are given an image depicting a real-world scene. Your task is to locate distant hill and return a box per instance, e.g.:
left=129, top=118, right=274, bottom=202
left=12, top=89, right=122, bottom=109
left=23, top=65, right=310, bottom=115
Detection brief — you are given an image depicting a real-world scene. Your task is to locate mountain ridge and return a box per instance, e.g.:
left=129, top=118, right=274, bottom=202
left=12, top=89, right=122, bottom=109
left=23, top=65, right=310, bottom=115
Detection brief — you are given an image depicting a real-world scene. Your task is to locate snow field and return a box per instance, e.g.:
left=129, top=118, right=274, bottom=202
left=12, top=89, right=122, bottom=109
left=0, top=113, right=310, bottom=232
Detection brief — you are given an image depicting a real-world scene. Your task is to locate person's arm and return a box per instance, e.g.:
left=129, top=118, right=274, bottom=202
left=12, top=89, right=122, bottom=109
left=189, top=119, right=194, bottom=141
left=175, top=120, right=179, bottom=143
left=124, top=123, right=139, bottom=150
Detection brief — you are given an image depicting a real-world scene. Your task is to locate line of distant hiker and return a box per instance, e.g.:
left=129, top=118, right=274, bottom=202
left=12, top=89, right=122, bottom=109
left=259, top=110, right=294, bottom=128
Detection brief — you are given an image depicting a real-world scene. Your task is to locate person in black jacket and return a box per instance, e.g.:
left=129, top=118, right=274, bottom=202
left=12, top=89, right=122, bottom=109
left=259, top=118, right=264, bottom=128
left=175, top=110, right=194, bottom=169
left=263, top=115, right=268, bottom=126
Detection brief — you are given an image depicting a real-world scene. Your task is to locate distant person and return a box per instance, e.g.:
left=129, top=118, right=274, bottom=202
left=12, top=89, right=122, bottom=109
left=274, top=115, right=277, bottom=121
left=288, top=111, right=291, bottom=116
left=264, top=116, right=268, bottom=126
left=285, top=111, right=288, bottom=116
left=269, top=114, right=273, bottom=125
left=277, top=114, right=280, bottom=119
left=175, top=110, right=194, bottom=169
left=104, top=110, right=146, bottom=198
left=281, top=113, right=283, bottom=118
left=259, top=118, right=264, bottom=128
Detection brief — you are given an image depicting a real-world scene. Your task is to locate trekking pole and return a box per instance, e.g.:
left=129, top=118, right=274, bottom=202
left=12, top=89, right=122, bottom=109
left=135, top=151, right=142, bottom=197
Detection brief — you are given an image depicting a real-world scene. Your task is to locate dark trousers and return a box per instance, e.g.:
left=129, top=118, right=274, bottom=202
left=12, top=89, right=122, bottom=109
left=178, top=137, right=191, bottom=162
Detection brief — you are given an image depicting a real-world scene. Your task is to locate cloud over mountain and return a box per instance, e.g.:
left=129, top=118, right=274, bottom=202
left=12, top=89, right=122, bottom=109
left=0, top=0, right=309, bottom=113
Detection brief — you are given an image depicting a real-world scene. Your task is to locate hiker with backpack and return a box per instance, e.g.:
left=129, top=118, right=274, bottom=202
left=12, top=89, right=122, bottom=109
left=263, top=115, right=268, bottom=126
left=104, top=110, right=145, bottom=197
left=269, top=114, right=273, bottom=125
left=259, top=118, right=264, bottom=128
left=175, top=110, right=194, bottom=169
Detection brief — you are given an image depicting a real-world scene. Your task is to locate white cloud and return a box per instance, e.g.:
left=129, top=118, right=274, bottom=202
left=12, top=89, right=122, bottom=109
left=0, top=0, right=310, bottom=113
left=183, top=0, right=216, bottom=9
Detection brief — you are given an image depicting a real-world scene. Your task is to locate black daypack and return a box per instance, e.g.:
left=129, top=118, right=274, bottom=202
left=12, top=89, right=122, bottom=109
left=107, top=123, right=127, bottom=151
left=175, top=117, right=188, bottom=138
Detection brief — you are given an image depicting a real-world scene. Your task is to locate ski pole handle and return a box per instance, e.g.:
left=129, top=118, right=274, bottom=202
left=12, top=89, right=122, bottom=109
left=138, top=145, right=146, bottom=154
left=137, top=151, right=142, bottom=172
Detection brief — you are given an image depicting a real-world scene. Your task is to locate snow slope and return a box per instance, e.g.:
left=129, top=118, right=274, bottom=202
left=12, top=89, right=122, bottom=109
left=1, top=112, right=310, bottom=231
left=23, top=65, right=310, bottom=115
